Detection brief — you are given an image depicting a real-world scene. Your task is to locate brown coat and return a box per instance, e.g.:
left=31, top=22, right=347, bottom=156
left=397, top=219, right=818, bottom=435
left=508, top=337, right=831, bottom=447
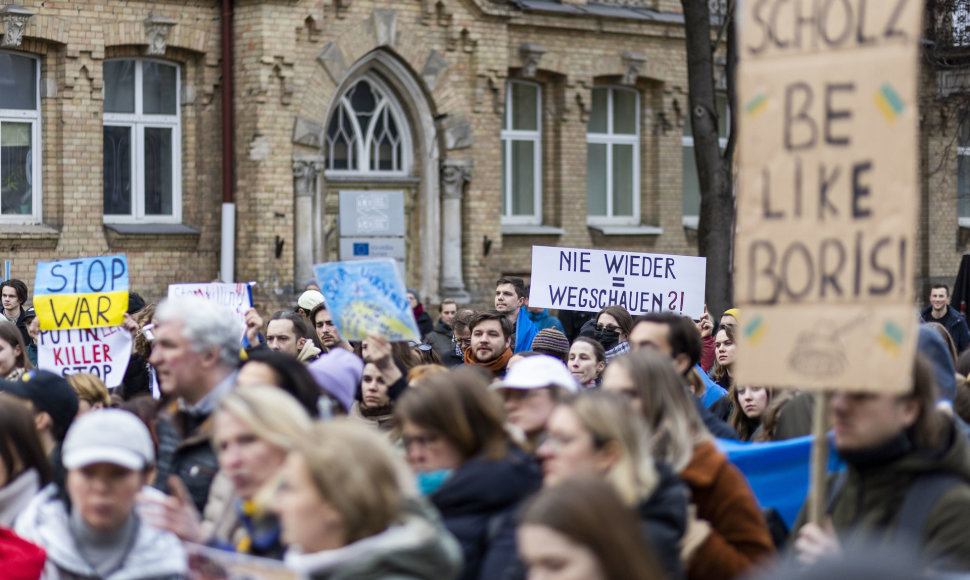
left=681, top=440, right=775, bottom=580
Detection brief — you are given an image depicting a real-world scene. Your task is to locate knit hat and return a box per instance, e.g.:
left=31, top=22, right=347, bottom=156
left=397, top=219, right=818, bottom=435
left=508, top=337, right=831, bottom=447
left=722, top=308, right=740, bottom=321
left=297, top=290, right=325, bottom=311
left=407, top=288, right=420, bottom=303
left=307, top=348, right=364, bottom=412
left=531, top=328, right=569, bottom=362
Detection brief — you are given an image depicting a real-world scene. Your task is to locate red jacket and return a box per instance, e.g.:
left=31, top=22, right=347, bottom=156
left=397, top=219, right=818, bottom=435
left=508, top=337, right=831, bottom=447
left=0, top=527, right=45, bottom=580
left=681, top=441, right=775, bottom=580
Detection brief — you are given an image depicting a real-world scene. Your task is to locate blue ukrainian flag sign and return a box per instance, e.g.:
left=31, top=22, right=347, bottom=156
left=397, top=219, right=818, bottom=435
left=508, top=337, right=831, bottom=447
left=33, top=255, right=129, bottom=331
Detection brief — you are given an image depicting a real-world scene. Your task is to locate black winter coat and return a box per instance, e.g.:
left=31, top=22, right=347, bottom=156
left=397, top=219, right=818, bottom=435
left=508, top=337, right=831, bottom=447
left=638, top=462, right=690, bottom=580
left=430, top=446, right=541, bottom=580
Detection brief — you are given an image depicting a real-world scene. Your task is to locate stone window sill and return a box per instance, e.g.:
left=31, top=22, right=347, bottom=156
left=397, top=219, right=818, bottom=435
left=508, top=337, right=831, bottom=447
left=501, top=225, right=566, bottom=236
left=587, top=224, right=663, bottom=236
left=104, top=223, right=201, bottom=251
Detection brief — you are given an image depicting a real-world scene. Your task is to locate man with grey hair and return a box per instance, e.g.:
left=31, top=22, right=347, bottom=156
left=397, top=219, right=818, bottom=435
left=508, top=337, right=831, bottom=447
left=149, top=295, right=241, bottom=512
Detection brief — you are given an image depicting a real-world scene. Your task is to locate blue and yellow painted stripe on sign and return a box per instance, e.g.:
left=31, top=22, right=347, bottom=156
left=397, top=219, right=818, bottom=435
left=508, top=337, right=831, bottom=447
left=875, top=83, right=905, bottom=123
left=744, top=315, right=766, bottom=346
left=878, top=320, right=904, bottom=356
left=34, top=255, right=129, bottom=331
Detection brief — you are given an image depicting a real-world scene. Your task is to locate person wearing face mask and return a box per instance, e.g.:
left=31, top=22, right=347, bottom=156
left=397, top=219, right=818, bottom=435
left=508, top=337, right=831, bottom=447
left=591, top=306, right=633, bottom=362
left=395, top=368, right=541, bottom=580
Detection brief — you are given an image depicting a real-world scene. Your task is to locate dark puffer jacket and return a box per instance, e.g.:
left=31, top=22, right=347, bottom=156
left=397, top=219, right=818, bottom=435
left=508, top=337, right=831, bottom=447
left=430, top=446, right=541, bottom=580
left=637, top=462, right=690, bottom=580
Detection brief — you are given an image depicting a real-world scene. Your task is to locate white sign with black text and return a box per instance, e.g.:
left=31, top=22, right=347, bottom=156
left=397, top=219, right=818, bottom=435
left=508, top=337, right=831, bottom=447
left=37, top=326, right=133, bottom=387
left=528, top=246, right=707, bottom=318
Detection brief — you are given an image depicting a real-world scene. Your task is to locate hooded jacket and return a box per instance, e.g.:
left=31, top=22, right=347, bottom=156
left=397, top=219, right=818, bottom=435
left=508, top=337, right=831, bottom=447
left=285, top=498, right=462, bottom=580
left=637, top=462, right=690, bottom=580
left=680, top=440, right=775, bottom=580
left=805, top=419, right=970, bottom=571
left=15, top=485, right=187, bottom=580
left=430, top=446, right=541, bottom=580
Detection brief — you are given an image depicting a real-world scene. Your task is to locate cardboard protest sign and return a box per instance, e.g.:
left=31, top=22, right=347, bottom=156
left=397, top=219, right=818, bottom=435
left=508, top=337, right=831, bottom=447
left=733, top=0, right=922, bottom=393
left=185, top=542, right=298, bottom=580
left=528, top=246, right=707, bottom=319
left=314, top=259, right=420, bottom=342
left=34, top=255, right=129, bottom=331
left=36, top=326, right=133, bottom=388
left=168, top=283, right=253, bottom=333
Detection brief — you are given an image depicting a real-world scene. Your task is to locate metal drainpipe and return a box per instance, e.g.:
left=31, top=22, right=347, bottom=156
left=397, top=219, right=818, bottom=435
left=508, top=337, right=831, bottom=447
left=220, top=0, right=236, bottom=283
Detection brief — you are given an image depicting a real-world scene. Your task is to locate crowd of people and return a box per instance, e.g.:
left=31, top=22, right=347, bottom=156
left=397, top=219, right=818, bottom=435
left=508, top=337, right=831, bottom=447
left=0, top=274, right=970, bottom=579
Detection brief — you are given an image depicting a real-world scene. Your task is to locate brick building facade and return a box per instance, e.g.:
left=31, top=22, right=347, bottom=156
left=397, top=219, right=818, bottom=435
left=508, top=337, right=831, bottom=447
left=0, top=0, right=715, bottom=310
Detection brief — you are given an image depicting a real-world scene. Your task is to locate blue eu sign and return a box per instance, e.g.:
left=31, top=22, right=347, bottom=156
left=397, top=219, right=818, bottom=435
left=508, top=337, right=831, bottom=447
left=353, top=243, right=370, bottom=256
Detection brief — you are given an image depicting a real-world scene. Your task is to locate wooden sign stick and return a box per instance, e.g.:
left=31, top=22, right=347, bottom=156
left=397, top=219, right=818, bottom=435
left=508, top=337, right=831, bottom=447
left=807, top=391, right=831, bottom=525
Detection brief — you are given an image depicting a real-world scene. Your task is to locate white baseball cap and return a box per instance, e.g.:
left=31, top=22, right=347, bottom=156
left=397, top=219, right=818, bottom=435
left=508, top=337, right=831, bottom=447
left=491, top=355, right=579, bottom=393
left=62, top=409, right=155, bottom=471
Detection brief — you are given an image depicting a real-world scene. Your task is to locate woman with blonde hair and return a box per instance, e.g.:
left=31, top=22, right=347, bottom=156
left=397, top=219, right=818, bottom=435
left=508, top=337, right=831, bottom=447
left=275, top=419, right=462, bottom=579
left=537, top=391, right=687, bottom=579
left=602, top=349, right=774, bottom=580
left=66, top=373, right=111, bottom=415
left=139, top=385, right=312, bottom=559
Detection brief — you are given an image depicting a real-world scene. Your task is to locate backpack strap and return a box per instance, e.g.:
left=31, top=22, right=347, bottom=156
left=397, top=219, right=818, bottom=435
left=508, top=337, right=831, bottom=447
left=893, top=473, right=964, bottom=541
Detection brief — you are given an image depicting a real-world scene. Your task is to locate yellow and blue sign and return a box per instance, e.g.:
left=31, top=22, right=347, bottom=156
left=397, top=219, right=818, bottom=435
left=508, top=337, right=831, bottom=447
left=34, top=255, right=129, bottom=331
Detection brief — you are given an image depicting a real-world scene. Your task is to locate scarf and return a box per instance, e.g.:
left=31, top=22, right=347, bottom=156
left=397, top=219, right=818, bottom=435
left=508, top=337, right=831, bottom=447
left=464, top=346, right=514, bottom=374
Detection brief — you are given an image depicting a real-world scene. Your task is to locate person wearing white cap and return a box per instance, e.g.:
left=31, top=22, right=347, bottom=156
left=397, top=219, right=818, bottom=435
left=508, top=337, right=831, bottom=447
left=491, top=355, right=579, bottom=450
left=295, top=290, right=325, bottom=320
left=16, top=409, right=188, bottom=579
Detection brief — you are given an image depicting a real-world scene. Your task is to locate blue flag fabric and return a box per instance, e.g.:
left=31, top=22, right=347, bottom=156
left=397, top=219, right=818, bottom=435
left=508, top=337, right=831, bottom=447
left=718, top=435, right=844, bottom=529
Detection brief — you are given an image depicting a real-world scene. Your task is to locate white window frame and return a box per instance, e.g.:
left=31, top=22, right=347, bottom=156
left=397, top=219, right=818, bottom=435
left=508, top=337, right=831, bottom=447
left=959, top=119, right=970, bottom=227
left=324, top=74, right=413, bottom=178
left=103, top=58, right=182, bottom=224
left=586, top=86, right=640, bottom=227
left=0, top=51, right=42, bottom=224
left=682, top=95, right=730, bottom=228
left=501, top=80, right=542, bottom=225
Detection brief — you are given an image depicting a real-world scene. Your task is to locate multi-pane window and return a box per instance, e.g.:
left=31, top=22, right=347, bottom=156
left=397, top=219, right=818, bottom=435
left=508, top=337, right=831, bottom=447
left=0, top=51, right=41, bottom=220
left=587, top=86, right=639, bottom=224
left=325, top=76, right=411, bottom=175
left=959, top=113, right=970, bottom=223
left=103, top=59, right=181, bottom=222
left=501, top=80, right=542, bottom=224
left=682, top=95, right=730, bottom=227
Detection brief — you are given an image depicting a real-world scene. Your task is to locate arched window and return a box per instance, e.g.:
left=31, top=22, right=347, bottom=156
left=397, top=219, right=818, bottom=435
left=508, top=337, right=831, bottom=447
left=325, top=75, right=411, bottom=176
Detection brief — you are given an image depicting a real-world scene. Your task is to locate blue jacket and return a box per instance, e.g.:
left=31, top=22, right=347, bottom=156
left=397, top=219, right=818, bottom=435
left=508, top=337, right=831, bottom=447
left=696, top=365, right=728, bottom=408
left=430, top=446, right=541, bottom=580
left=525, top=309, right=565, bottom=333
left=514, top=307, right=540, bottom=354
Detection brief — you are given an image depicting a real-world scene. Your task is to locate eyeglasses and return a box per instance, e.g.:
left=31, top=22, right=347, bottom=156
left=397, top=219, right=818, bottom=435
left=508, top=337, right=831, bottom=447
left=408, top=341, right=433, bottom=351
left=452, top=336, right=472, bottom=347
left=595, top=324, right=620, bottom=333
left=402, top=433, right=440, bottom=449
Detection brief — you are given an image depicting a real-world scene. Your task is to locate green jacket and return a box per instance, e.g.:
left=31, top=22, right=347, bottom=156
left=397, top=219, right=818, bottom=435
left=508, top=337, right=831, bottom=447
left=797, top=419, right=970, bottom=571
